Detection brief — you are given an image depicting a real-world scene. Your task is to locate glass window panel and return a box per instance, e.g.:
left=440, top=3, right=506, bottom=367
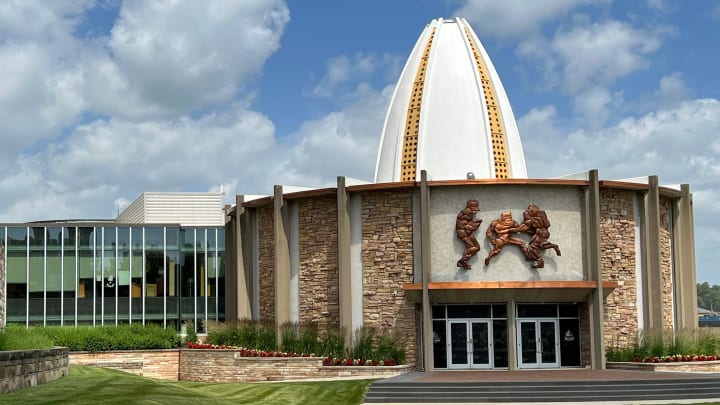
left=447, top=304, right=490, bottom=318
left=130, top=227, right=143, bottom=323
left=6, top=227, right=27, bottom=321
left=493, top=320, right=508, bottom=368
left=559, top=303, right=579, bottom=318
left=179, top=229, right=195, bottom=320
left=517, top=304, right=557, bottom=318
left=492, top=304, right=507, bottom=319
left=432, top=320, right=447, bottom=368
left=432, top=305, right=446, bottom=319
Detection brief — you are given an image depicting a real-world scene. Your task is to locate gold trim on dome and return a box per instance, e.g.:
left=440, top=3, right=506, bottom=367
left=400, top=27, right=436, bottom=182
left=463, top=27, right=510, bottom=179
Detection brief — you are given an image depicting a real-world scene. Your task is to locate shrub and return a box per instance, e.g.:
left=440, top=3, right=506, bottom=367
left=606, top=328, right=720, bottom=362
left=320, top=327, right=346, bottom=358
left=0, top=324, right=54, bottom=351
left=351, top=327, right=375, bottom=360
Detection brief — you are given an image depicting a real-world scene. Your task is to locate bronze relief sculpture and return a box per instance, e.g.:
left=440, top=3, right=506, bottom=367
left=455, top=199, right=482, bottom=269
left=455, top=201, right=561, bottom=269
left=521, top=204, right=561, bottom=268
left=483, top=211, right=528, bottom=265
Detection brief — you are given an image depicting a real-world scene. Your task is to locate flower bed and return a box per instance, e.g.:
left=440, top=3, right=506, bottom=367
left=187, top=342, right=400, bottom=366
left=633, top=354, right=719, bottom=363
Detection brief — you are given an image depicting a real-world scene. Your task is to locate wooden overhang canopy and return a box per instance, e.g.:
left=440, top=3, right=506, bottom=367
left=402, top=280, right=618, bottom=303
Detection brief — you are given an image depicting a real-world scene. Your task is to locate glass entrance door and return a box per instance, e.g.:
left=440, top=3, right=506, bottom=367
left=517, top=319, right=559, bottom=368
left=448, top=320, right=491, bottom=369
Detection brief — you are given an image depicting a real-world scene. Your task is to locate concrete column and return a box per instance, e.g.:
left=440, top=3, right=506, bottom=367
left=673, top=184, right=698, bottom=329
left=643, top=176, right=664, bottom=332
left=420, top=170, right=433, bottom=371
left=224, top=204, right=237, bottom=322
left=274, top=186, right=291, bottom=340
left=234, top=196, right=252, bottom=320
left=507, top=300, right=517, bottom=370
left=587, top=169, right=605, bottom=369
left=337, top=177, right=353, bottom=343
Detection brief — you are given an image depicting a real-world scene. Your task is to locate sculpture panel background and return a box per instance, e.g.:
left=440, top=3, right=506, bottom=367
left=456, top=199, right=482, bottom=269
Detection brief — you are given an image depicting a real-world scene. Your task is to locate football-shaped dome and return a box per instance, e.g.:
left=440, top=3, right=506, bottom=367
left=374, top=17, right=527, bottom=183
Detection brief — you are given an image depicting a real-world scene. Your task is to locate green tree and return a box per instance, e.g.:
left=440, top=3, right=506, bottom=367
left=697, top=282, right=720, bottom=312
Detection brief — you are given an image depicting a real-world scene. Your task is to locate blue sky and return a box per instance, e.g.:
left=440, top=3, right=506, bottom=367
left=0, top=0, right=719, bottom=284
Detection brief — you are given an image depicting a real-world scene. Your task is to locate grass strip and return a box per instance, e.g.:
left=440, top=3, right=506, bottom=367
left=1, top=365, right=375, bottom=405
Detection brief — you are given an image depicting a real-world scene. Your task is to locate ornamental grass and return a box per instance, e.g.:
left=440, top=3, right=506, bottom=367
left=606, top=328, right=720, bottom=362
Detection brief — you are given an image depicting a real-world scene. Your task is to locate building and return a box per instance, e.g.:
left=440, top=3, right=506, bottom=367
left=224, top=18, right=698, bottom=370
left=0, top=18, right=698, bottom=371
left=0, top=192, right=225, bottom=331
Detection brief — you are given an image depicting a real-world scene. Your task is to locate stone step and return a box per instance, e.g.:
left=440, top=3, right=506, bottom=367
left=364, top=379, right=720, bottom=403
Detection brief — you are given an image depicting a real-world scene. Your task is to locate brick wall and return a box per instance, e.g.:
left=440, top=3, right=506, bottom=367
left=257, top=205, right=275, bottom=323
left=361, top=189, right=417, bottom=366
left=298, top=196, right=339, bottom=330
left=599, top=189, right=638, bottom=349
left=659, top=197, right=674, bottom=330
left=0, top=348, right=69, bottom=394
left=70, top=349, right=179, bottom=381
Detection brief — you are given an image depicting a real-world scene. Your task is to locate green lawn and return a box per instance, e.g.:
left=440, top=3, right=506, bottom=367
left=1, top=365, right=375, bottom=404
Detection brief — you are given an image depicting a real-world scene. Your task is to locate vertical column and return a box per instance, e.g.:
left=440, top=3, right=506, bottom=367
left=337, top=177, right=353, bottom=343
left=507, top=299, right=517, bottom=370
left=643, top=176, right=664, bottom=332
left=234, top=196, right=252, bottom=320
left=587, top=169, right=605, bottom=369
left=420, top=170, right=433, bottom=371
left=673, top=184, right=698, bottom=328
left=274, top=186, right=291, bottom=340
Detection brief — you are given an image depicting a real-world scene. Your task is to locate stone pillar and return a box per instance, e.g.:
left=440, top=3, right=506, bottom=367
left=587, top=169, right=605, bottom=369
left=337, top=177, right=353, bottom=343
left=420, top=170, right=433, bottom=371
left=643, top=176, right=664, bottom=332
left=673, top=184, right=698, bottom=329
left=274, top=186, right=291, bottom=341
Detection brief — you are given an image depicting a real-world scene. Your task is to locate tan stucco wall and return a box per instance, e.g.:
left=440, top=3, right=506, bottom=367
left=429, top=185, right=584, bottom=281
left=298, top=196, right=339, bottom=330
left=257, top=205, right=275, bottom=323
left=362, top=189, right=418, bottom=366
left=600, top=189, right=639, bottom=349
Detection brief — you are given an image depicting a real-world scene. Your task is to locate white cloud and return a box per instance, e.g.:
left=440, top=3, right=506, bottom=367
left=456, top=0, right=608, bottom=39
left=520, top=19, right=668, bottom=94
left=520, top=98, right=720, bottom=283
left=311, top=52, right=400, bottom=99
left=285, top=84, right=392, bottom=185
left=105, top=0, right=289, bottom=118
left=712, top=4, right=720, bottom=19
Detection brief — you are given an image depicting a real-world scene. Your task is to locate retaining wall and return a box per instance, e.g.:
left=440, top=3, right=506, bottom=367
left=70, top=349, right=179, bottom=380
left=0, top=347, right=69, bottom=394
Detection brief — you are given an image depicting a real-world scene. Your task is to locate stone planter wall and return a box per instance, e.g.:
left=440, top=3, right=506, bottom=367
left=607, top=361, right=720, bottom=372
left=179, top=349, right=412, bottom=382
left=0, top=347, right=69, bottom=394
left=70, top=349, right=179, bottom=381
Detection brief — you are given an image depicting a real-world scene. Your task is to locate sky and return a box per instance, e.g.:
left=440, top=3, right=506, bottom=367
left=0, top=0, right=719, bottom=284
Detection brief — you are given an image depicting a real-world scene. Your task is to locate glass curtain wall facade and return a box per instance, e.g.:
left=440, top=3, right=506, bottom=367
left=2, top=224, right=225, bottom=331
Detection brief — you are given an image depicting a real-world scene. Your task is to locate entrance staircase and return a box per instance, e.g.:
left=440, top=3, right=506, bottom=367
left=364, top=374, right=720, bottom=403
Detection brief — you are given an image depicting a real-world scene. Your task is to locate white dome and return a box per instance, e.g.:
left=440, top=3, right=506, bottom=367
left=374, top=17, right=527, bottom=183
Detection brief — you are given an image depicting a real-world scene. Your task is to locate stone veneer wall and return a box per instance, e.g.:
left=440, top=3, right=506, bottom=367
left=179, top=349, right=412, bottom=382
left=70, top=349, right=180, bottom=380
left=599, top=189, right=638, bottom=349
left=579, top=303, right=591, bottom=367
left=659, top=197, right=674, bottom=330
left=0, top=241, right=5, bottom=331
left=0, top=348, right=69, bottom=394
left=257, top=205, right=275, bottom=323
left=298, top=196, right=339, bottom=330
left=361, top=189, right=417, bottom=366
